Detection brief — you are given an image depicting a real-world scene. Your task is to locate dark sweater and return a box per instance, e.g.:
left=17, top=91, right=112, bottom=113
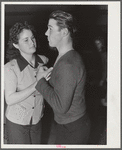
left=36, top=50, right=86, bottom=124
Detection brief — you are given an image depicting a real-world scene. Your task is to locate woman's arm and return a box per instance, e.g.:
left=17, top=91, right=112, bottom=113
left=4, top=67, right=37, bottom=106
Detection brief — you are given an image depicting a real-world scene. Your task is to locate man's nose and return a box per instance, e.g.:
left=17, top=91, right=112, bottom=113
left=45, top=30, right=48, bottom=36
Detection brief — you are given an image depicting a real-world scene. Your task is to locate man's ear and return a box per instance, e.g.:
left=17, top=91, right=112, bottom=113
left=62, top=28, right=69, bottom=37
left=13, top=43, right=19, bottom=50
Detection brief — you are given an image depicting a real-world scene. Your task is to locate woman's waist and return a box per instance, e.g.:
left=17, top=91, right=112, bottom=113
left=5, top=102, right=44, bottom=125
left=6, top=96, right=44, bottom=113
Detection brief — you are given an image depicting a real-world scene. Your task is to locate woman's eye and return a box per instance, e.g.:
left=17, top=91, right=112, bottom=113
left=24, top=39, right=28, bottom=42
left=32, top=37, right=35, bottom=40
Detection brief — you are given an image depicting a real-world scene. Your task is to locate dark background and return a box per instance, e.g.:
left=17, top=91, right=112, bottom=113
left=5, top=5, right=107, bottom=66
left=4, top=4, right=107, bottom=144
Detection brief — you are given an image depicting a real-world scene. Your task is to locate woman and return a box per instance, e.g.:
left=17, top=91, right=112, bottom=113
left=4, top=22, right=48, bottom=144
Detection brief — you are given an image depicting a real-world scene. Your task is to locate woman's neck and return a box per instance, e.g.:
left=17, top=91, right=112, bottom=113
left=21, top=53, right=35, bottom=67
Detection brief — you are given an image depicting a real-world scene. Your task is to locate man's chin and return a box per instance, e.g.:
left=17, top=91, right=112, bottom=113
left=49, top=45, right=57, bottom=50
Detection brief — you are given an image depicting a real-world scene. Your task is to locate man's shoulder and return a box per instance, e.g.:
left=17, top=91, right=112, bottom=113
left=66, top=50, right=81, bottom=60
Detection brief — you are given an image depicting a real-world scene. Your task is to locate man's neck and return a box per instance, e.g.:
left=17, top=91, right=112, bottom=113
left=58, top=39, right=73, bottom=56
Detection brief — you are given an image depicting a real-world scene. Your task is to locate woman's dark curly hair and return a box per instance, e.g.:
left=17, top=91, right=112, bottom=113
left=6, top=22, right=36, bottom=61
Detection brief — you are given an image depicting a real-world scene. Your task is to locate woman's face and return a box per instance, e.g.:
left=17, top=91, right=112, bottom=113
left=14, top=29, right=36, bottom=55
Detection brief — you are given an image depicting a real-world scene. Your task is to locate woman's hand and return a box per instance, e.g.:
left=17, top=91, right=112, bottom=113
left=36, top=66, right=53, bottom=81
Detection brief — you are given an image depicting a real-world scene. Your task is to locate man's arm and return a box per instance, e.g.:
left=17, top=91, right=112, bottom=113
left=36, top=64, right=77, bottom=114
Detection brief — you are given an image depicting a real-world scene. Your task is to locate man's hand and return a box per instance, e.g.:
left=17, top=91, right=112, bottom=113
left=36, top=66, right=53, bottom=81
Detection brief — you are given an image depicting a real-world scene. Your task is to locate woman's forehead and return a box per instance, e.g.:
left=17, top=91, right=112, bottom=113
left=18, top=29, right=33, bottom=39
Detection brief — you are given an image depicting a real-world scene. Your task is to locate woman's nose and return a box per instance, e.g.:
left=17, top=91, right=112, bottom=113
left=30, top=39, right=34, bottom=45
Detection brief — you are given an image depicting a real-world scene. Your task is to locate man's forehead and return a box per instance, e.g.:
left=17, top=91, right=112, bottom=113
left=48, top=19, right=57, bottom=27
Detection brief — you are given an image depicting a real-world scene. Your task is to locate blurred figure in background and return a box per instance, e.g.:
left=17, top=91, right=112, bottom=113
left=4, top=22, right=48, bottom=144
left=94, top=36, right=107, bottom=145
left=94, top=36, right=107, bottom=106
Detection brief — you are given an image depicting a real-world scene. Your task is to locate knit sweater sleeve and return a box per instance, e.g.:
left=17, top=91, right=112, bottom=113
left=36, top=64, right=77, bottom=114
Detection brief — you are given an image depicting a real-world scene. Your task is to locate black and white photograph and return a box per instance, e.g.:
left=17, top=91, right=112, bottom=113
left=1, top=1, right=120, bottom=149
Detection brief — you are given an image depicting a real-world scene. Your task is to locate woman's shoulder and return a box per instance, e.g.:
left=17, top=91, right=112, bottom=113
left=4, top=59, right=17, bottom=69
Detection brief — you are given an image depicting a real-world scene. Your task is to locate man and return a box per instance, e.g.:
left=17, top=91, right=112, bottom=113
left=36, top=10, right=91, bottom=144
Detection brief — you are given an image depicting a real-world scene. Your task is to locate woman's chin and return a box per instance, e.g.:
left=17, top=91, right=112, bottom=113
left=31, top=48, right=36, bottom=53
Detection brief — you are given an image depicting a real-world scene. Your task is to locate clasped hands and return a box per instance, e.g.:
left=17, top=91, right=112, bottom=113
left=36, top=65, right=53, bottom=81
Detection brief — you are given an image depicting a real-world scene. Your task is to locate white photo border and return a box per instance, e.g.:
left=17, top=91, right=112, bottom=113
left=1, top=1, right=121, bottom=149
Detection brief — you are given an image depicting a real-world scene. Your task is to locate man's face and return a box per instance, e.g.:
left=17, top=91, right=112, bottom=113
left=45, top=19, right=63, bottom=48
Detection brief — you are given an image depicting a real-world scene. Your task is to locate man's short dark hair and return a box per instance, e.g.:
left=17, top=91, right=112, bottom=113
left=49, top=10, right=77, bottom=38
